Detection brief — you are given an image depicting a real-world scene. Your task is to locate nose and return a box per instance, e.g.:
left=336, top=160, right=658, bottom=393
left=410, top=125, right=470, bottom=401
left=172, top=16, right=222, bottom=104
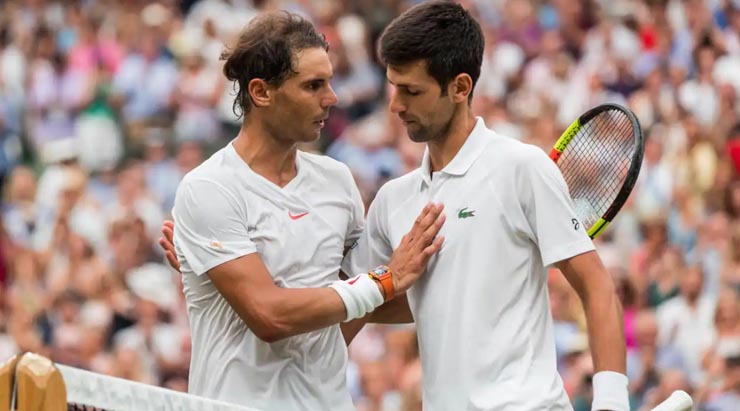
left=388, top=88, right=405, bottom=114
left=323, top=84, right=338, bottom=108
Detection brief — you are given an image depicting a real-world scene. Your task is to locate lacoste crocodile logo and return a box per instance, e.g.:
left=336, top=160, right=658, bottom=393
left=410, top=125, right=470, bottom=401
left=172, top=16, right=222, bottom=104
left=457, top=207, right=475, bottom=219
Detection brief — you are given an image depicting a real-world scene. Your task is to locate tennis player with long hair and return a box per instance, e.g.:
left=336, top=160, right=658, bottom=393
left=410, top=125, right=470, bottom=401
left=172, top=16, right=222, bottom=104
left=167, top=11, right=444, bottom=411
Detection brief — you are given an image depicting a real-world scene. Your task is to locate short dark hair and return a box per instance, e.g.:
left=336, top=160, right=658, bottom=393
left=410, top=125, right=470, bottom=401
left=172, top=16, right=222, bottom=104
left=378, top=1, right=484, bottom=101
left=221, top=11, right=329, bottom=118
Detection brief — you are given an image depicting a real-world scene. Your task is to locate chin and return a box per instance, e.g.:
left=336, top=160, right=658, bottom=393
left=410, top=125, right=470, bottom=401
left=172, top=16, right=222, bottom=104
left=299, top=131, right=322, bottom=143
left=407, top=130, right=431, bottom=143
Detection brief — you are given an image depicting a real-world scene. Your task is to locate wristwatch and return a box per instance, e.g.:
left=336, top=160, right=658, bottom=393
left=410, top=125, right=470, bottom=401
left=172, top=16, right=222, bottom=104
left=368, top=265, right=394, bottom=302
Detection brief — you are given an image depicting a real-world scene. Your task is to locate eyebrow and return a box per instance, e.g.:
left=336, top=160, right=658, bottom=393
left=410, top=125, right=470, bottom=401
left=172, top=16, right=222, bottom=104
left=387, top=79, right=420, bottom=89
left=300, top=75, right=333, bottom=84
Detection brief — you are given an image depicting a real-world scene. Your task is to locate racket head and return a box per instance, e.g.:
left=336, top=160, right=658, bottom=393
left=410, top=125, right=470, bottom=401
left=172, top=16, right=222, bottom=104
left=550, top=103, right=644, bottom=239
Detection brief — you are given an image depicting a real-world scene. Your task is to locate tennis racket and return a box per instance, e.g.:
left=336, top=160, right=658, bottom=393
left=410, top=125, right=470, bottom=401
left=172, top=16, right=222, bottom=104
left=550, top=103, right=644, bottom=239
left=650, top=390, right=693, bottom=411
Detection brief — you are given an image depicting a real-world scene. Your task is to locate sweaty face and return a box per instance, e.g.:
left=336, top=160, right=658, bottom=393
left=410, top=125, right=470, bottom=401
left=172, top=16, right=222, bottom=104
left=265, top=47, right=338, bottom=144
left=387, top=61, right=455, bottom=143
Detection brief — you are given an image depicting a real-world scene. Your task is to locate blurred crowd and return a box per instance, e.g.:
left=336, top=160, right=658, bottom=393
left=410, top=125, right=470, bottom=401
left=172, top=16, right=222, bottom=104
left=1, top=0, right=740, bottom=410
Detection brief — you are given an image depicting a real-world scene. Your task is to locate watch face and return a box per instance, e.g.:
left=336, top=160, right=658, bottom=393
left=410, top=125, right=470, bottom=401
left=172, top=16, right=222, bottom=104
left=372, top=266, right=388, bottom=276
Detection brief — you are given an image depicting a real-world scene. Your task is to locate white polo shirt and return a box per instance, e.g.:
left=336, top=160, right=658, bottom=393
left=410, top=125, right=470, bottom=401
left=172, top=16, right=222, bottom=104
left=172, top=142, right=364, bottom=411
left=344, top=118, right=595, bottom=411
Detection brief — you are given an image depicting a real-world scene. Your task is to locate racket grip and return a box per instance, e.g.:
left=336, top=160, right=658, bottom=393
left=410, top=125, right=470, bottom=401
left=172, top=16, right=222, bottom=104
left=649, top=390, right=693, bottom=411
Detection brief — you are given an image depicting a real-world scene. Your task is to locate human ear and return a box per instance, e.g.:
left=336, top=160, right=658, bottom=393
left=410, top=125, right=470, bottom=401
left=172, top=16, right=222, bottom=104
left=248, top=78, right=272, bottom=108
left=449, top=73, right=473, bottom=103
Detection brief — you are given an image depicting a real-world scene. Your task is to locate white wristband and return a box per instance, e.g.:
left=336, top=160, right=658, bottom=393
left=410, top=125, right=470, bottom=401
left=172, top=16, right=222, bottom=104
left=591, top=371, right=629, bottom=411
left=329, top=274, right=384, bottom=321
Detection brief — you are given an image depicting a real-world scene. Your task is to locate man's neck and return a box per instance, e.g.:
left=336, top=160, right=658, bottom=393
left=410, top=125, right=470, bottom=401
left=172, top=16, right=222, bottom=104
left=232, top=119, right=299, bottom=188
left=427, top=108, right=477, bottom=173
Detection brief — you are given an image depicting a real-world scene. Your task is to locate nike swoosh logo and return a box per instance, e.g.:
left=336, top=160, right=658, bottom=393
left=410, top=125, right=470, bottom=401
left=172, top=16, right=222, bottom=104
left=347, top=276, right=361, bottom=285
left=288, top=211, right=309, bottom=220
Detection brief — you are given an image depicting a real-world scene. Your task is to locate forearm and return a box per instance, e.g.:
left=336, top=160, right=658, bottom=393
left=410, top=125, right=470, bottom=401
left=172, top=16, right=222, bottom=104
left=340, top=294, right=413, bottom=346
left=241, top=280, right=385, bottom=343
left=252, top=283, right=410, bottom=344
left=257, top=287, right=348, bottom=341
left=341, top=316, right=371, bottom=346
left=584, top=290, right=626, bottom=374
left=557, top=251, right=626, bottom=373
left=368, top=293, right=414, bottom=324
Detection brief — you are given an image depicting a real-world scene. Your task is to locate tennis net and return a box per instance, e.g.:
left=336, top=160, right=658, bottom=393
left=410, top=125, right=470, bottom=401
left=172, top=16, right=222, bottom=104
left=59, top=363, right=262, bottom=411
left=6, top=353, right=262, bottom=411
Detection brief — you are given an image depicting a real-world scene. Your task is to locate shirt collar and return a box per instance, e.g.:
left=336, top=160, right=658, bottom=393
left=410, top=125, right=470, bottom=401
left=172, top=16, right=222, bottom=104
left=419, top=117, right=492, bottom=186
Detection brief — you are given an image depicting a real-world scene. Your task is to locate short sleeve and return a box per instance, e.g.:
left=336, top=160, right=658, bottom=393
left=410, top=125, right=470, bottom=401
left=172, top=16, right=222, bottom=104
left=172, top=178, right=257, bottom=276
left=518, top=148, right=595, bottom=266
left=342, top=186, right=392, bottom=276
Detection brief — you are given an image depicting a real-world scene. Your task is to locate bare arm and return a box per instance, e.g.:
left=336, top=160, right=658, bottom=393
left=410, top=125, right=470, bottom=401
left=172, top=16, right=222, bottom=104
left=163, top=204, right=445, bottom=343
left=340, top=293, right=414, bottom=345
left=208, top=252, right=349, bottom=343
left=163, top=224, right=388, bottom=344
left=369, top=293, right=414, bottom=324
left=163, top=221, right=346, bottom=342
left=556, top=250, right=626, bottom=374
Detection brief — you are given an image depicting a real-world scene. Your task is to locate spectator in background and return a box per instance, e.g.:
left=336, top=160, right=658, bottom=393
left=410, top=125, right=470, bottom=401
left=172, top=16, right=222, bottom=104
left=114, top=263, right=182, bottom=386
left=143, top=130, right=183, bottom=212
left=0, top=25, right=24, bottom=185
left=627, top=309, right=685, bottom=409
left=689, top=211, right=731, bottom=298
left=26, top=28, right=86, bottom=158
left=634, top=134, right=674, bottom=217
left=328, top=36, right=383, bottom=122
left=630, top=216, right=669, bottom=292
left=170, top=47, right=223, bottom=144
left=111, top=31, right=178, bottom=145
left=356, top=361, right=393, bottom=411
left=75, top=52, right=124, bottom=174
left=646, top=247, right=682, bottom=308
left=706, top=288, right=740, bottom=363
left=701, top=350, right=740, bottom=411
left=667, top=186, right=701, bottom=256
left=657, top=264, right=716, bottom=385
left=640, top=369, right=693, bottom=411
left=2, top=166, right=39, bottom=249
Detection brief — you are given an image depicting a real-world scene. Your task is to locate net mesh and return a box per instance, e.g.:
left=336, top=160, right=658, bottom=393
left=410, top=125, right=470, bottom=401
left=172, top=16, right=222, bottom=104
left=557, top=108, right=636, bottom=231
left=57, top=363, right=262, bottom=411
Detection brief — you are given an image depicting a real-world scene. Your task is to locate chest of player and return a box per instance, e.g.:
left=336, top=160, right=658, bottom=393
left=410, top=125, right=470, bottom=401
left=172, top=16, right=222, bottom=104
left=386, top=173, right=535, bottom=317
left=388, top=174, right=518, bottom=252
left=243, top=196, right=353, bottom=287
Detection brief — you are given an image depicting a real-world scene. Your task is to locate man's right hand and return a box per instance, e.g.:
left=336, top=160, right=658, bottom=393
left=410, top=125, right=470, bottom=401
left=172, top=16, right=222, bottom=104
left=387, top=203, right=445, bottom=294
left=159, top=220, right=180, bottom=272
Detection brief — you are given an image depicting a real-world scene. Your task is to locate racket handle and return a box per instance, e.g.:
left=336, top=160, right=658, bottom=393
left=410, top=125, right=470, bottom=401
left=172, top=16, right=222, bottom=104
left=649, top=390, right=693, bottom=411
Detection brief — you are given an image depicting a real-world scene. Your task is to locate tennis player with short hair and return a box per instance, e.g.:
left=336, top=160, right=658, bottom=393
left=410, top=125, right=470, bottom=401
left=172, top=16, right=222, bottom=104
left=169, top=12, right=444, bottom=411
left=342, top=2, right=629, bottom=410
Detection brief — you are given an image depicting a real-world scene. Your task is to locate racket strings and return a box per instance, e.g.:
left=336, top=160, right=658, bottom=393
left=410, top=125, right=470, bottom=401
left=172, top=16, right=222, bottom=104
left=562, top=115, right=632, bottom=215
left=569, top=118, right=632, bottom=193
left=558, top=109, right=636, bottom=229
left=562, top=120, right=632, bottom=205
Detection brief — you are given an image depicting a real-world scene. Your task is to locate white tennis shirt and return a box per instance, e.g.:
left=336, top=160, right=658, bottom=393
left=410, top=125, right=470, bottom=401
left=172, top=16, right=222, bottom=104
left=345, top=118, right=595, bottom=410
left=172, top=143, right=364, bottom=410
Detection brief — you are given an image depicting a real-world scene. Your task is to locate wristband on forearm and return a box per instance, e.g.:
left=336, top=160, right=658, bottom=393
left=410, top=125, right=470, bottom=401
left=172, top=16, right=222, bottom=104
left=591, top=371, right=629, bottom=411
left=329, top=273, right=384, bottom=321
